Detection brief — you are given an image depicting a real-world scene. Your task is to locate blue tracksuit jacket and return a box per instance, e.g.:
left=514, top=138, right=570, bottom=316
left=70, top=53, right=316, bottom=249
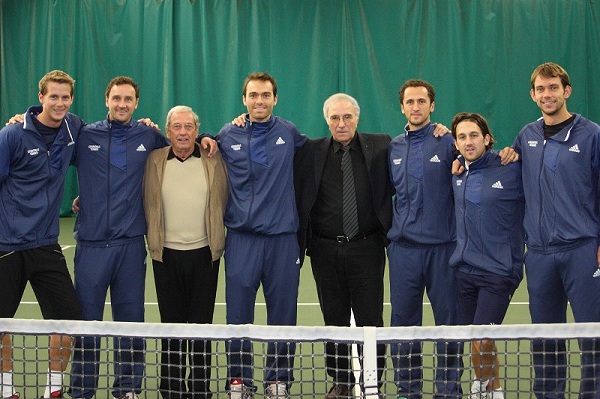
left=0, top=105, right=82, bottom=250
left=73, top=117, right=169, bottom=244
left=387, top=123, right=456, bottom=244
left=216, top=116, right=307, bottom=235
left=513, top=113, right=600, bottom=251
left=450, top=150, right=525, bottom=285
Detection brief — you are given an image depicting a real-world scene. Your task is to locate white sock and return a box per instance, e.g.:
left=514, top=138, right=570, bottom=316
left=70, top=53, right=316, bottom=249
left=1, top=371, right=15, bottom=397
left=43, top=369, right=63, bottom=398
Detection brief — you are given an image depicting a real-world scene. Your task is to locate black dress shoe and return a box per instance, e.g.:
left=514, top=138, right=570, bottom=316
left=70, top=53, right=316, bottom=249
left=325, top=384, right=350, bottom=399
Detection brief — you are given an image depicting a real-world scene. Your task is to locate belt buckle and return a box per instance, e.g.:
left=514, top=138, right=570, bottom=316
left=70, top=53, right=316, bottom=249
left=336, top=235, right=349, bottom=243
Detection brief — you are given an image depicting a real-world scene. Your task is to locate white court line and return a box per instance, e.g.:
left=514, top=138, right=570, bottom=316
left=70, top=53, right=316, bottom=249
left=55, top=245, right=530, bottom=306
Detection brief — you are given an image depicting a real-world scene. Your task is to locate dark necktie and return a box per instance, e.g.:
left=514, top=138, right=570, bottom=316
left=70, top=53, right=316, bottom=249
left=341, top=146, right=359, bottom=238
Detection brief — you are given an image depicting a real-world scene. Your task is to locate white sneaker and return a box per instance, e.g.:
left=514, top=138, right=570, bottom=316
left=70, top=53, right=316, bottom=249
left=228, top=379, right=253, bottom=399
left=488, top=388, right=505, bottom=399
left=469, top=380, right=489, bottom=399
left=265, top=382, right=288, bottom=399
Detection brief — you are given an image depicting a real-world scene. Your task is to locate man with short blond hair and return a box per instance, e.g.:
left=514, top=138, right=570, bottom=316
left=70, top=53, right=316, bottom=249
left=0, top=70, right=83, bottom=399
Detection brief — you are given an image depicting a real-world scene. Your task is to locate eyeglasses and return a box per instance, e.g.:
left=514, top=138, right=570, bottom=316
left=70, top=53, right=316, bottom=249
left=171, top=123, right=196, bottom=132
left=328, top=114, right=355, bottom=123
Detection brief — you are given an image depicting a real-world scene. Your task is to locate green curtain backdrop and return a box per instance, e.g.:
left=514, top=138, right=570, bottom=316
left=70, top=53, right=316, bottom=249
left=1, top=0, right=599, bottom=214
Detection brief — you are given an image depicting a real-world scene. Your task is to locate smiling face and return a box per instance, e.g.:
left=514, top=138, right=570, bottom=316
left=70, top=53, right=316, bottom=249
left=530, top=75, right=571, bottom=123
left=37, top=81, right=73, bottom=128
left=454, top=120, right=490, bottom=163
left=243, top=79, right=278, bottom=122
left=167, top=111, right=198, bottom=157
left=400, top=86, right=435, bottom=130
left=106, top=84, right=139, bottom=123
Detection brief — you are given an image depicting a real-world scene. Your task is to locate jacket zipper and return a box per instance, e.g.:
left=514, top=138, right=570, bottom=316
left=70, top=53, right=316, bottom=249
left=106, top=121, right=112, bottom=246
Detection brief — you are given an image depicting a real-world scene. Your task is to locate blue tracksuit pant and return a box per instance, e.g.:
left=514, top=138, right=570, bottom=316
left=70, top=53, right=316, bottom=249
left=526, top=239, right=600, bottom=399
left=224, top=230, right=300, bottom=389
left=388, top=241, right=463, bottom=399
left=69, top=237, right=146, bottom=399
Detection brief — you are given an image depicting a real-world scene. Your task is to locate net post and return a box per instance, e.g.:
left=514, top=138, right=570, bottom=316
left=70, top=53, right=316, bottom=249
left=362, top=326, right=379, bottom=397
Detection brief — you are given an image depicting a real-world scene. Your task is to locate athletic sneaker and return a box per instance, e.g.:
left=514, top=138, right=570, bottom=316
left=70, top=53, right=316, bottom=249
left=488, top=389, right=505, bottom=399
left=3, top=394, right=19, bottom=399
left=228, top=379, right=253, bottom=399
left=469, top=379, right=490, bottom=398
left=265, top=382, right=288, bottom=399
left=40, top=390, right=64, bottom=398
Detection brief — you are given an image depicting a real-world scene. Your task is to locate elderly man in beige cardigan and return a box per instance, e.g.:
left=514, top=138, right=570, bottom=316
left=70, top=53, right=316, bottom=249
left=143, top=105, right=228, bottom=399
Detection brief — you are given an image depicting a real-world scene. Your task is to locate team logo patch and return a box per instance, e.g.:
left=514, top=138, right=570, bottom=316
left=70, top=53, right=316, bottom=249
left=429, top=155, right=441, bottom=163
left=27, top=148, right=40, bottom=156
left=276, top=137, right=285, bottom=145
left=88, top=145, right=101, bottom=152
left=569, top=144, right=580, bottom=153
left=136, top=144, right=146, bottom=152
left=456, top=179, right=462, bottom=186
left=492, top=181, right=504, bottom=189
left=527, top=140, right=538, bottom=147
left=393, top=158, right=402, bottom=165
left=231, top=144, right=242, bottom=151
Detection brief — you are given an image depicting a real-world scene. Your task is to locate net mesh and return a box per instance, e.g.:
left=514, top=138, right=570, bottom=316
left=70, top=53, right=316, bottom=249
left=1, top=318, right=598, bottom=398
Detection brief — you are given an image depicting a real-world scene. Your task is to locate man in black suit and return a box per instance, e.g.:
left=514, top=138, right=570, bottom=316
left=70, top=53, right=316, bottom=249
left=294, top=93, right=392, bottom=399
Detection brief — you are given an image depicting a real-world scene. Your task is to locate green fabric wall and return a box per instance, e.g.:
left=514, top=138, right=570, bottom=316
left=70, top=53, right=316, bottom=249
left=1, top=0, right=599, bottom=215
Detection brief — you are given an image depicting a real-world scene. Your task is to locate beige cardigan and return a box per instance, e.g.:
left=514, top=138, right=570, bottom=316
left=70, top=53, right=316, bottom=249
left=143, top=143, right=228, bottom=262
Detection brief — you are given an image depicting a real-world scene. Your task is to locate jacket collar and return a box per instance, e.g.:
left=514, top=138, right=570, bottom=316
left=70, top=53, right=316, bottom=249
left=244, top=114, right=276, bottom=130
left=404, top=122, right=433, bottom=138
left=531, top=113, right=581, bottom=142
left=545, top=113, right=580, bottom=142
left=23, top=105, right=75, bottom=145
left=462, top=149, right=499, bottom=171
left=106, top=113, right=136, bottom=128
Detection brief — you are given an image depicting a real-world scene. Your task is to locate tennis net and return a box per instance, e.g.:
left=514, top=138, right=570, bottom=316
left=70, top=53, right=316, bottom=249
left=1, top=318, right=598, bottom=398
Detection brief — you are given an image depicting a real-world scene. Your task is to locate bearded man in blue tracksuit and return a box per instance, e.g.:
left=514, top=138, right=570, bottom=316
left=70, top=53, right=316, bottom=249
left=387, top=79, right=463, bottom=399
left=68, top=77, right=170, bottom=399
left=216, top=72, right=307, bottom=399
left=0, top=70, right=83, bottom=399
left=450, top=112, right=525, bottom=399
left=513, top=63, right=600, bottom=399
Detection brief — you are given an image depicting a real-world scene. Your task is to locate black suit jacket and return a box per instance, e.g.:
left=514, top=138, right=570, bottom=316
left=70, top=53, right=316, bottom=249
left=294, top=133, right=393, bottom=265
